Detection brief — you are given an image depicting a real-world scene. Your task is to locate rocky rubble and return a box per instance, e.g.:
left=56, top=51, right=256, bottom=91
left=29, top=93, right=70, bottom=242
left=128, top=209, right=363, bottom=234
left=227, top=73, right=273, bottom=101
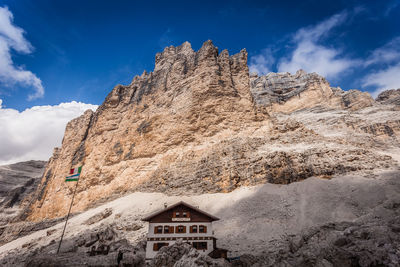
left=0, top=225, right=146, bottom=266
left=84, top=208, right=113, bottom=225
left=151, top=240, right=229, bottom=267
left=17, top=195, right=399, bottom=267
left=150, top=240, right=191, bottom=267
left=239, top=198, right=400, bottom=267
left=0, top=169, right=399, bottom=266
left=0, top=217, right=64, bottom=246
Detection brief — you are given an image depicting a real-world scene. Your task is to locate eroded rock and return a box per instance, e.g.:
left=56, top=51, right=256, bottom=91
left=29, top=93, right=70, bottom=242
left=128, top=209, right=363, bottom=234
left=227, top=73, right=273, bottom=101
left=84, top=208, right=113, bottom=225
left=150, top=240, right=229, bottom=267
left=376, top=89, right=400, bottom=106
left=24, top=41, right=400, bottom=222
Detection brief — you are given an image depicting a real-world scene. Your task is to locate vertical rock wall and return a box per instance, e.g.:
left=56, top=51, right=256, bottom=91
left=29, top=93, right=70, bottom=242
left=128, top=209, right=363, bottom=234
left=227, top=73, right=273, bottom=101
left=26, top=41, right=395, bottom=221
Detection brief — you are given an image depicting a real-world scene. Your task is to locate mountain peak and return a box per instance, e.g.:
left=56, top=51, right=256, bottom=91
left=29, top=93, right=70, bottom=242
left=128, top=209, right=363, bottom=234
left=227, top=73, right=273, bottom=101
left=25, top=41, right=397, bottom=222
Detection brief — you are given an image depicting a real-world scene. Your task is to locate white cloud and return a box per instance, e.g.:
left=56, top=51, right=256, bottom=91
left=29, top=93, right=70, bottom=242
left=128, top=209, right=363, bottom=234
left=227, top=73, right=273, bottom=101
left=0, top=101, right=98, bottom=165
left=293, top=12, right=347, bottom=42
left=249, top=48, right=275, bottom=75
left=278, top=41, right=358, bottom=79
left=361, top=36, right=400, bottom=97
left=364, top=36, right=400, bottom=67
left=277, top=11, right=360, bottom=79
left=0, top=6, right=44, bottom=100
left=362, top=63, right=400, bottom=98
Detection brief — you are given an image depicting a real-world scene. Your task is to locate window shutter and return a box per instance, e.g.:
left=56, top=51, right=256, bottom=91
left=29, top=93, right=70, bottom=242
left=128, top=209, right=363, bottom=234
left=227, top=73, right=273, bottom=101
left=153, top=243, right=157, bottom=251
left=190, top=226, right=193, bottom=233
left=154, top=225, right=163, bottom=234
left=169, top=226, right=174, bottom=233
left=175, top=226, right=179, bottom=233
left=199, top=225, right=206, bottom=233
left=172, top=211, right=176, bottom=218
left=183, top=226, right=186, bottom=233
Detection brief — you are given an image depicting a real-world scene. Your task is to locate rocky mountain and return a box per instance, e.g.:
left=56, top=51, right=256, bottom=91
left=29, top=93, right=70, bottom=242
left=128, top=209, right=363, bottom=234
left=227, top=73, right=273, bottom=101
left=0, top=160, right=46, bottom=224
left=1, top=40, right=398, bottom=267
left=25, top=40, right=400, bottom=222
left=250, top=70, right=374, bottom=112
left=376, top=88, right=400, bottom=106
left=0, top=161, right=66, bottom=248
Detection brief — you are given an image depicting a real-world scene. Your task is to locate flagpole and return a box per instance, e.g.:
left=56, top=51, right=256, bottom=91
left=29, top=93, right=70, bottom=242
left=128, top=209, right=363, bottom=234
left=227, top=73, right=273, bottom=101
left=57, top=173, right=81, bottom=254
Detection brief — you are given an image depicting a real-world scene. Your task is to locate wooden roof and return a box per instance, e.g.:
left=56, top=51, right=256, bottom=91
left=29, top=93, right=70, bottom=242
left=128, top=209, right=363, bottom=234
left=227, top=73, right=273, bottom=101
left=141, top=201, right=220, bottom=222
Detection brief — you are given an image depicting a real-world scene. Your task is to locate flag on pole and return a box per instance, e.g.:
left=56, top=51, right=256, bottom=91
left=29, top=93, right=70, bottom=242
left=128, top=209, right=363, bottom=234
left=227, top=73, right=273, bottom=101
left=66, top=166, right=82, bottom=182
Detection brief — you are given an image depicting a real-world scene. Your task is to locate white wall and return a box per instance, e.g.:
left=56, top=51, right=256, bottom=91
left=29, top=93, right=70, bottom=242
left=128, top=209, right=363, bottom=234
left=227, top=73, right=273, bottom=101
left=145, top=222, right=214, bottom=259
left=147, top=222, right=213, bottom=238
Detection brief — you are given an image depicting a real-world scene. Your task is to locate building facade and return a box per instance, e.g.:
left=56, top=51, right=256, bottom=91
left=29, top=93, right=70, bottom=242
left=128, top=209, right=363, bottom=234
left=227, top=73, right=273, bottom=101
left=142, top=201, right=220, bottom=259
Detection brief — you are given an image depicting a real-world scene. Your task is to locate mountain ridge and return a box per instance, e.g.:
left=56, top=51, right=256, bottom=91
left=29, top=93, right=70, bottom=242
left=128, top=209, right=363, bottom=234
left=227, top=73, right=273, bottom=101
left=24, top=40, right=400, bottom=221
left=0, top=160, right=46, bottom=224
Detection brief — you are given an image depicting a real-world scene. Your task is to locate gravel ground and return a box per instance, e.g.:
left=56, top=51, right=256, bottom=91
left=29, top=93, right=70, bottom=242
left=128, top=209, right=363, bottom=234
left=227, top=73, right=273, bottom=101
left=0, top=168, right=399, bottom=266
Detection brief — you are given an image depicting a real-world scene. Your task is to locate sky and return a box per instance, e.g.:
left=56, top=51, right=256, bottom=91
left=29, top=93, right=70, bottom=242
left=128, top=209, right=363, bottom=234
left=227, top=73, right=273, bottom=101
left=0, top=0, right=399, bottom=164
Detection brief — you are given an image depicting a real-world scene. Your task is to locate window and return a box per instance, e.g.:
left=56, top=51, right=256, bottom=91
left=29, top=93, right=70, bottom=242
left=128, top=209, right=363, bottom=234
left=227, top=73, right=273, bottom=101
left=154, top=226, right=163, bottom=234
left=199, top=225, right=207, bottom=233
left=164, top=226, right=170, bottom=233
left=192, top=242, right=207, bottom=250
left=176, top=225, right=186, bottom=233
left=173, top=211, right=190, bottom=219
left=153, top=242, right=169, bottom=251
left=190, top=225, right=198, bottom=233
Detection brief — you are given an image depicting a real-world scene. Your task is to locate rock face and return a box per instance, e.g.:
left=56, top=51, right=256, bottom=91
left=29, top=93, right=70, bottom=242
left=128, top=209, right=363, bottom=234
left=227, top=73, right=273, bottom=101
left=376, top=88, right=400, bottom=106
left=26, top=40, right=400, bottom=221
left=0, top=160, right=46, bottom=224
left=250, top=70, right=374, bottom=113
left=0, top=161, right=60, bottom=247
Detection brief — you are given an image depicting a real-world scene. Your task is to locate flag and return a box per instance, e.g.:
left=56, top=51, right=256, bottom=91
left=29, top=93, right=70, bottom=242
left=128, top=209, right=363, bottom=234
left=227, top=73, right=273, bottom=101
left=69, top=167, right=82, bottom=175
left=66, top=166, right=82, bottom=182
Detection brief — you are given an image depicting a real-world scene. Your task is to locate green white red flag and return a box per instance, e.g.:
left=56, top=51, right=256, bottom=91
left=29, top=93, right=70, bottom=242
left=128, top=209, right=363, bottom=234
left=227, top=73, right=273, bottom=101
left=66, top=166, right=82, bottom=182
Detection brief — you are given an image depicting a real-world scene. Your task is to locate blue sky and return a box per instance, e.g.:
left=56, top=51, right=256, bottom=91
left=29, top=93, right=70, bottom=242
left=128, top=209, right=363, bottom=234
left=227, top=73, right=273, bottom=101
left=1, top=0, right=399, bottom=110
left=0, top=0, right=399, bottom=164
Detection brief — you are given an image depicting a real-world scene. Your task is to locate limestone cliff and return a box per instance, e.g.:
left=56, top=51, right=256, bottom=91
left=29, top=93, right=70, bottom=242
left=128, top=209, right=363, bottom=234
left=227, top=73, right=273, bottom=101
left=27, top=41, right=399, bottom=221
left=376, top=88, right=400, bottom=106
left=0, top=161, right=45, bottom=224
left=250, top=70, right=374, bottom=113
